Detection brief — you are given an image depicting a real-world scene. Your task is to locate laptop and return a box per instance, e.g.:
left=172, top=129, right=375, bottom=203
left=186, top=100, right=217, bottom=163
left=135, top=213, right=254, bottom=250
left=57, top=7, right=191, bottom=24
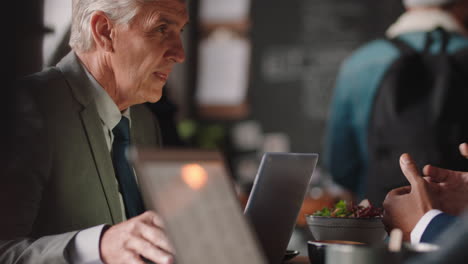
left=130, top=148, right=317, bottom=264
left=130, top=148, right=266, bottom=264
left=244, top=152, right=318, bottom=264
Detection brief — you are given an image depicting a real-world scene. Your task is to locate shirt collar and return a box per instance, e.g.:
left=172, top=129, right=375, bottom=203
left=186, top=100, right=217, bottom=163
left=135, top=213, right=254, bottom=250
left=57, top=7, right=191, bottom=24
left=81, top=64, right=131, bottom=130
left=386, top=9, right=465, bottom=38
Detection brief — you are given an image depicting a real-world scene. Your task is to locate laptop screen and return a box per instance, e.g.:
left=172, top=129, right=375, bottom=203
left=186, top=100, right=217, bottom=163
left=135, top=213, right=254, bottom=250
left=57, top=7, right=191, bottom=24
left=244, top=152, right=318, bottom=264
left=130, top=148, right=267, bottom=264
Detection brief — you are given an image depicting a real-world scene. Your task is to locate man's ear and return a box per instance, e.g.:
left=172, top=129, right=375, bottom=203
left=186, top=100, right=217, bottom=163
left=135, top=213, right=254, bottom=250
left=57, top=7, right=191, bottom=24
left=90, top=11, right=114, bottom=52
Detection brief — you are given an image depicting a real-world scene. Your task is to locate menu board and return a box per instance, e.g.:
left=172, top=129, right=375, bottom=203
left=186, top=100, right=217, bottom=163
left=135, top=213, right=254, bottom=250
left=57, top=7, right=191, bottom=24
left=248, top=0, right=403, bottom=155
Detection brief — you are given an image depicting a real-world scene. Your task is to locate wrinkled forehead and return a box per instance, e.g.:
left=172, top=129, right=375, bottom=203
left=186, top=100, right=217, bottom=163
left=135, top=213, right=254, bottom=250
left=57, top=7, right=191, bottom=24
left=135, top=0, right=189, bottom=26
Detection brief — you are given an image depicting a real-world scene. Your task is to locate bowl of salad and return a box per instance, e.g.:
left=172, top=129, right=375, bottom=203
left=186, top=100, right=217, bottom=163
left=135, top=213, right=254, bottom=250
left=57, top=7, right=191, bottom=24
left=305, top=199, right=387, bottom=245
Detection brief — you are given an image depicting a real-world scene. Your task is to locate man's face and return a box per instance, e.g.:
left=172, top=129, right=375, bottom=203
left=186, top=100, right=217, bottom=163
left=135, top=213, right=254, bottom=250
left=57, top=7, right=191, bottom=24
left=110, top=0, right=188, bottom=106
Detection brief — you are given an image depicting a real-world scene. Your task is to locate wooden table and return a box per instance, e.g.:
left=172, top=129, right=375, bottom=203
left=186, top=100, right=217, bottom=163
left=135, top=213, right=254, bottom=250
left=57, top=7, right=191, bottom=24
left=285, top=256, right=310, bottom=264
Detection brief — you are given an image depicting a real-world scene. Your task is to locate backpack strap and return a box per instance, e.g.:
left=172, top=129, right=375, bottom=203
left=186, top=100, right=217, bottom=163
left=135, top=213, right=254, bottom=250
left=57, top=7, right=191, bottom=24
left=387, top=37, right=417, bottom=56
left=384, top=28, right=459, bottom=123
left=433, top=27, right=450, bottom=53
left=387, top=27, right=451, bottom=55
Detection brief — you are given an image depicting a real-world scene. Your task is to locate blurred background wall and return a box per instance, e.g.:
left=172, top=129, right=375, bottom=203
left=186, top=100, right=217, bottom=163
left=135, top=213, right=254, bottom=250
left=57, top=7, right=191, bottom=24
left=249, top=0, right=403, bottom=154
left=15, top=0, right=46, bottom=78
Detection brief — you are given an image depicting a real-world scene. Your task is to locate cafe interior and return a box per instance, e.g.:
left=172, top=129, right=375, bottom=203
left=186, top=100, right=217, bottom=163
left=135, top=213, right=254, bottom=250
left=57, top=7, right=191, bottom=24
left=7, top=0, right=468, bottom=263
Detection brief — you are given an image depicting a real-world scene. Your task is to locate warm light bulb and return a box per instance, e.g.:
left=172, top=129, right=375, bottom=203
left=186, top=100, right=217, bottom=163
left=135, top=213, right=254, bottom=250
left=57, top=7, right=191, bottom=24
left=181, top=163, right=208, bottom=190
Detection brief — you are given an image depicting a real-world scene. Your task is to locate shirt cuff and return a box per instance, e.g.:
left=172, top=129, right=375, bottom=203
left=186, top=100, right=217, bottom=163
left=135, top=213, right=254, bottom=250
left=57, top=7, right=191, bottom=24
left=67, top=224, right=108, bottom=264
left=410, top=209, right=443, bottom=245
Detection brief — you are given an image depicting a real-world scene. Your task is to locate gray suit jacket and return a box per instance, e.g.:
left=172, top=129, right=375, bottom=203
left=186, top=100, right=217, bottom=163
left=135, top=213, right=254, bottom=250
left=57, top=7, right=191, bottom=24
left=0, top=52, right=162, bottom=263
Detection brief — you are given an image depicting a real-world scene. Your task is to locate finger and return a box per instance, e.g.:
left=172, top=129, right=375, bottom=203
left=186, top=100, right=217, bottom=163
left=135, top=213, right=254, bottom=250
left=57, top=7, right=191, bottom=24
left=140, top=211, right=166, bottom=228
left=123, top=251, right=147, bottom=264
left=138, top=211, right=174, bottom=253
left=422, top=176, right=444, bottom=190
left=422, top=165, right=461, bottom=183
left=422, top=165, right=448, bottom=183
left=422, top=176, right=436, bottom=184
left=400, top=153, right=423, bottom=187
left=138, top=221, right=175, bottom=254
left=126, top=237, right=174, bottom=264
left=460, top=143, right=468, bottom=159
left=151, top=212, right=166, bottom=228
left=387, top=185, right=411, bottom=197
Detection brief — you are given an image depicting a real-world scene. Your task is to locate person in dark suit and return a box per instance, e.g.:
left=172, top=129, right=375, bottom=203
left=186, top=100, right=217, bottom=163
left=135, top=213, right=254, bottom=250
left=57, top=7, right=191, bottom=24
left=382, top=143, right=468, bottom=243
left=0, top=0, right=188, bottom=263
left=406, top=209, right=468, bottom=264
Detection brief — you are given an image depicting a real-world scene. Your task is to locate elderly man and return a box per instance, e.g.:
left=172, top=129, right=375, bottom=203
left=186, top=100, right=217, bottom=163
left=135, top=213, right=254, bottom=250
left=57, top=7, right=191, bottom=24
left=0, top=0, right=188, bottom=263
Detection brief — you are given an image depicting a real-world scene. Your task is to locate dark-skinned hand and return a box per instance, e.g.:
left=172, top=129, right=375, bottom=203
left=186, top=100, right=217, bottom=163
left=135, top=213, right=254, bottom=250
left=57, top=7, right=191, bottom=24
left=421, top=143, right=468, bottom=215
left=383, top=154, right=439, bottom=241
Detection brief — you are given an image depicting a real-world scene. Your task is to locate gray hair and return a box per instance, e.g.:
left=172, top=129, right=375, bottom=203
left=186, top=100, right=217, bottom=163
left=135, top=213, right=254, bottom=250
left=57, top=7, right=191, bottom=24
left=69, top=0, right=156, bottom=52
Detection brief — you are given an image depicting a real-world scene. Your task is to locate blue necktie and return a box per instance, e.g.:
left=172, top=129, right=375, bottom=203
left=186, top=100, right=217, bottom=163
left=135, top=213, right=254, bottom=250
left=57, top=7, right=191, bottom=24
left=112, top=116, right=145, bottom=218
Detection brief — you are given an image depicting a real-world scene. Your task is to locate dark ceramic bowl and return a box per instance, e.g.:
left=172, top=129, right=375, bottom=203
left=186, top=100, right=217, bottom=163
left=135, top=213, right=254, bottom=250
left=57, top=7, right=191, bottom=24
left=305, top=215, right=387, bottom=244
left=308, top=240, right=440, bottom=264
left=307, top=240, right=365, bottom=264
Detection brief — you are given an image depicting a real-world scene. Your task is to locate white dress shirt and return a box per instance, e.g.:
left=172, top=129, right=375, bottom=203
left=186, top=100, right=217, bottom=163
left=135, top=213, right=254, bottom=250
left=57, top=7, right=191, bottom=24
left=410, top=209, right=444, bottom=244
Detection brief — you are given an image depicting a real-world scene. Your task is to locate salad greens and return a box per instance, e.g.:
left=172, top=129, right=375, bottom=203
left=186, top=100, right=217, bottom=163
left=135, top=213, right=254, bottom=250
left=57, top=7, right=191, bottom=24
left=313, top=199, right=352, bottom=217
left=312, top=199, right=383, bottom=218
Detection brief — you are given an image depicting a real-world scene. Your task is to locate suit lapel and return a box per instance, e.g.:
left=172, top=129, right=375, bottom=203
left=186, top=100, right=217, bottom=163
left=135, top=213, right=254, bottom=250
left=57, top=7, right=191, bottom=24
left=58, top=52, right=124, bottom=224
left=81, top=105, right=123, bottom=224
